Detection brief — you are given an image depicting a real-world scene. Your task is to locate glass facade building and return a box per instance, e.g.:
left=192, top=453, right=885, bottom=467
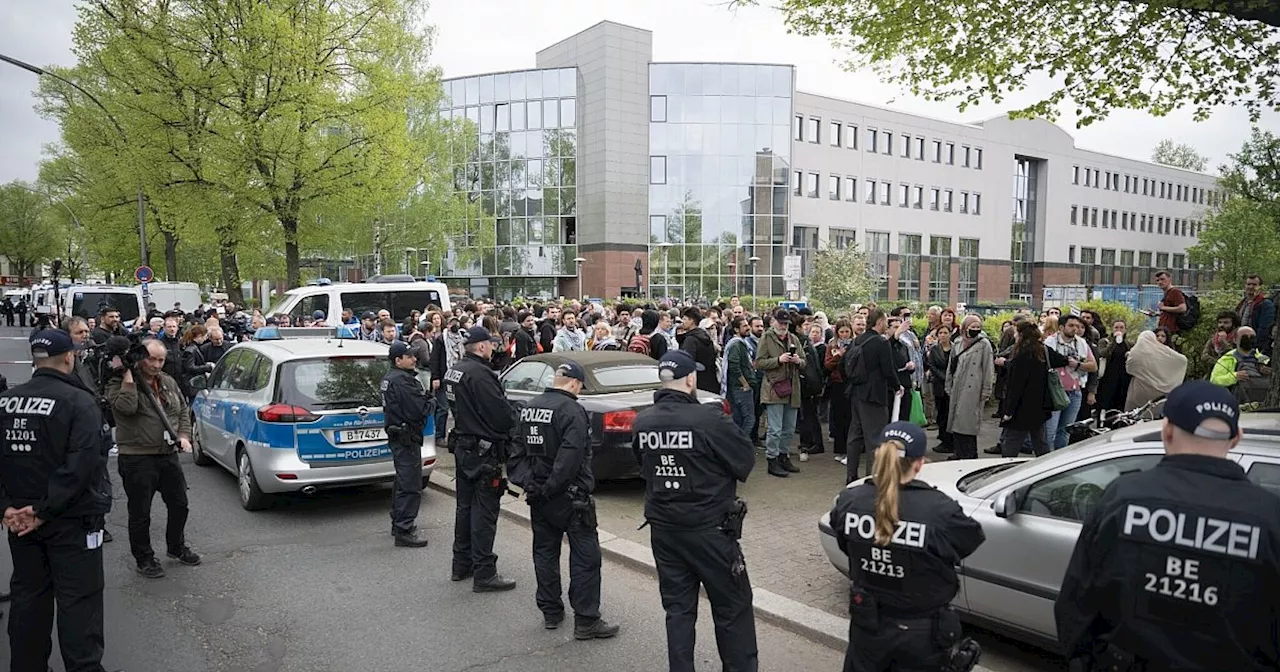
left=647, top=63, right=794, bottom=298
left=437, top=68, right=579, bottom=300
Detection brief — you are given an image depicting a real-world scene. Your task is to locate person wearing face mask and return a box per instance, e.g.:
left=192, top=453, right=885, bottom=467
left=1095, top=320, right=1132, bottom=414
left=1209, top=325, right=1272, bottom=403
left=944, top=316, right=994, bottom=460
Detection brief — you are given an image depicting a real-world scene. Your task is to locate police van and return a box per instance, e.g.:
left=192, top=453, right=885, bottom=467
left=189, top=328, right=436, bottom=510
left=265, top=277, right=452, bottom=325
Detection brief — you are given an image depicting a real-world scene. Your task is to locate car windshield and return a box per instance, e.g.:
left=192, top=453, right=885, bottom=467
left=956, top=430, right=1125, bottom=493
left=72, top=291, right=139, bottom=322
left=589, top=364, right=659, bottom=391
left=278, top=357, right=390, bottom=409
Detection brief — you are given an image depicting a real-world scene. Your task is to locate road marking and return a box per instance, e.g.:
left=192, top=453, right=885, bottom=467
left=0, top=361, right=33, bottom=365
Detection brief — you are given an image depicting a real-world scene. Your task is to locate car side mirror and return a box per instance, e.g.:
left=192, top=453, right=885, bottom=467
left=993, top=489, right=1017, bottom=518
left=190, top=374, right=209, bottom=391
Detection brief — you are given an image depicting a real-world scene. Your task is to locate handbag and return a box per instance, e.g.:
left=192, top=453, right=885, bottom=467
left=772, top=378, right=794, bottom=398
left=1045, top=346, right=1070, bottom=411
left=909, top=389, right=928, bottom=427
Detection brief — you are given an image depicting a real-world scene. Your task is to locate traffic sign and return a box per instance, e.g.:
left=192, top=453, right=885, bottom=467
left=135, top=265, right=153, bottom=283
left=782, top=255, right=802, bottom=282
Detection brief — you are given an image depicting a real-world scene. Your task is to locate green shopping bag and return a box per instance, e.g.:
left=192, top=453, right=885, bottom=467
left=909, top=389, right=928, bottom=427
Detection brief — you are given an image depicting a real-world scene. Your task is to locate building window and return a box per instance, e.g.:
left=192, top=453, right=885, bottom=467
left=1091, top=207, right=1098, bottom=227
left=1081, top=247, right=1097, bottom=285
left=1142, top=177, right=1149, bottom=196
left=865, top=179, right=877, bottom=204
left=793, top=225, right=819, bottom=250
left=868, top=128, right=879, bottom=153
left=650, top=215, right=667, bottom=242
left=929, top=236, right=952, bottom=303
left=847, top=125, right=858, bottom=149
left=943, top=189, right=953, bottom=212
left=1124, top=175, right=1131, bottom=193
left=1069, top=246, right=1076, bottom=264
left=1104, top=171, right=1111, bottom=190
left=899, top=183, right=910, bottom=207
left=1139, top=251, right=1153, bottom=271
left=1101, top=248, right=1116, bottom=283
left=900, top=137, right=910, bottom=158
left=945, top=142, right=955, bottom=165
left=806, top=172, right=820, bottom=198
left=974, top=148, right=983, bottom=169
left=1120, top=250, right=1135, bottom=283
left=912, top=185, right=924, bottom=209
left=879, top=181, right=891, bottom=205
left=899, top=233, right=921, bottom=301
left=807, top=117, right=820, bottom=144
left=1070, top=205, right=1078, bottom=225
left=959, top=191, right=969, bottom=214
left=973, top=193, right=982, bottom=215
left=1156, top=252, right=1169, bottom=268
left=883, top=131, right=894, bottom=155
left=829, top=174, right=841, bottom=200
left=1140, top=214, right=1147, bottom=232
left=792, top=170, right=802, bottom=196
left=962, top=146, right=972, bottom=167
left=958, top=238, right=979, bottom=304
left=650, top=95, right=667, bottom=123
left=929, top=187, right=940, bottom=210
left=830, top=121, right=842, bottom=147
left=915, top=137, right=925, bottom=161
left=1073, top=165, right=1080, bottom=185
left=844, top=176, right=857, bottom=202
left=793, top=114, right=804, bottom=141
left=1176, top=184, right=1182, bottom=201
left=932, top=140, right=942, bottom=163
left=832, top=228, right=857, bottom=250
left=650, top=156, right=666, bottom=184
left=1121, top=212, right=1129, bottom=230
left=867, top=231, right=890, bottom=300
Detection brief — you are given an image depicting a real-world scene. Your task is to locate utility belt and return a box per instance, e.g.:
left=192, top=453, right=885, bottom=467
left=457, top=434, right=517, bottom=496
left=848, top=585, right=981, bottom=672
left=385, top=423, right=422, bottom=442
left=566, top=485, right=597, bottom=529
left=1069, top=645, right=1143, bottom=672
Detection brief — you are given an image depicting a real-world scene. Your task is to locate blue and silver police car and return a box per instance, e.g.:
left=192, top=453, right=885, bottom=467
left=189, top=328, right=436, bottom=510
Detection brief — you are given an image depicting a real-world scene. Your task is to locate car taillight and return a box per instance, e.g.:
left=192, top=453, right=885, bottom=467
left=257, top=404, right=320, bottom=423
left=602, top=410, right=636, bottom=433
left=721, top=399, right=731, bottom=415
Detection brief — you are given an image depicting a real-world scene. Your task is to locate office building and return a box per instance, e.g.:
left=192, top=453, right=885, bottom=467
left=435, top=21, right=1220, bottom=304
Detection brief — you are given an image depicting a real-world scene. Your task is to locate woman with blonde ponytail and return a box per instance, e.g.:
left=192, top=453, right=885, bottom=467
left=829, top=422, right=986, bottom=671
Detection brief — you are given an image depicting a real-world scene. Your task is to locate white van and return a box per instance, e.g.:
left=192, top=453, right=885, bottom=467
left=266, top=278, right=452, bottom=325
left=63, top=285, right=145, bottom=323
left=145, top=281, right=202, bottom=314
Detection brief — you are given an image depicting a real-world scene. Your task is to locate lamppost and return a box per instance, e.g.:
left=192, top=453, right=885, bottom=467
left=403, top=248, right=416, bottom=276
left=748, top=255, right=760, bottom=312
left=573, top=256, right=587, bottom=300
left=420, top=259, right=432, bottom=280
left=0, top=53, right=148, bottom=270
left=656, top=242, right=672, bottom=299
left=727, top=260, right=737, bottom=299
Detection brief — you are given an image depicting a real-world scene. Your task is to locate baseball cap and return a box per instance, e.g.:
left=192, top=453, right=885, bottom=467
left=388, top=341, right=413, bottom=359
left=361, top=311, right=377, bottom=321
left=464, top=325, right=501, bottom=345
left=879, top=421, right=928, bottom=458
left=554, top=360, right=586, bottom=382
left=1164, top=380, right=1240, bottom=440
left=265, top=316, right=280, bottom=326
left=657, top=350, right=704, bottom=381
left=30, top=329, right=74, bottom=358
left=312, top=310, right=326, bottom=320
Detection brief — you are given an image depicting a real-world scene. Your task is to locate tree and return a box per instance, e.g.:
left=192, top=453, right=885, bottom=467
left=1152, top=139, right=1211, bottom=173
left=804, top=242, right=879, bottom=311
left=1187, top=198, right=1280, bottom=287
left=736, top=0, right=1280, bottom=126
left=0, top=182, right=60, bottom=282
left=1220, top=128, right=1280, bottom=216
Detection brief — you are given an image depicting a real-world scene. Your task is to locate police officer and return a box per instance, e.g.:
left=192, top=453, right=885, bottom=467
left=0, top=330, right=111, bottom=672
left=510, top=360, right=620, bottom=639
left=1056, top=380, right=1280, bottom=670
left=829, top=421, right=985, bottom=672
left=632, top=349, right=757, bottom=672
left=444, top=325, right=518, bottom=592
left=381, top=340, right=430, bottom=548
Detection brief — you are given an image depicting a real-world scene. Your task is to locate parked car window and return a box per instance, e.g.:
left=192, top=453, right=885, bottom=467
left=215, top=350, right=255, bottom=391
left=503, top=361, right=552, bottom=392
left=278, top=356, right=389, bottom=409
left=589, top=364, right=659, bottom=392
left=1246, top=460, right=1280, bottom=498
left=289, top=294, right=331, bottom=323
left=1019, top=454, right=1161, bottom=522
left=250, top=354, right=273, bottom=391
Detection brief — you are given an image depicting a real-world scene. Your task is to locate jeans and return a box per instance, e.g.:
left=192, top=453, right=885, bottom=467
left=1046, top=388, right=1083, bottom=450
left=727, top=387, right=755, bottom=437
left=764, top=403, right=797, bottom=460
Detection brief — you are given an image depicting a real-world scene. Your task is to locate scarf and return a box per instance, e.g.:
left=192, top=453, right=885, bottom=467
left=443, top=328, right=465, bottom=369
left=591, top=336, right=618, bottom=351
left=556, top=327, right=586, bottom=351
left=1239, top=293, right=1263, bottom=326
left=1126, top=330, right=1187, bottom=395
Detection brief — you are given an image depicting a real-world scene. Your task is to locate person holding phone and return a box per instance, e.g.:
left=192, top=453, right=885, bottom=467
left=755, top=310, right=805, bottom=478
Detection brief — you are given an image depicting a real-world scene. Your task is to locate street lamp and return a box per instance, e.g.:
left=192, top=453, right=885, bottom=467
left=420, top=259, right=432, bottom=280
left=403, top=248, right=416, bottom=275
left=727, top=260, right=737, bottom=300
left=573, top=256, right=587, bottom=299
left=656, top=242, right=673, bottom=299
left=0, top=52, right=149, bottom=270
left=748, top=255, right=760, bottom=312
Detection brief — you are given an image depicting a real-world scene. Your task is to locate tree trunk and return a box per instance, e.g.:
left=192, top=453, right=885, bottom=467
left=162, top=230, right=179, bottom=281
left=1265, top=366, right=1280, bottom=408
left=282, top=213, right=300, bottom=289
left=219, top=237, right=244, bottom=306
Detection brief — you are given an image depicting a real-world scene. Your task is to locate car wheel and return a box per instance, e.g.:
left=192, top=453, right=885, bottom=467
left=191, top=425, right=214, bottom=467
left=237, top=449, right=271, bottom=511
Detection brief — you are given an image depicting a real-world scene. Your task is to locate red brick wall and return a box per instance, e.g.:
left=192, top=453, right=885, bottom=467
left=579, top=248, right=647, bottom=299
left=977, top=262, right=1010, bottom=303
left=886, top=258, right=900, bottom=300
left=919, top=260, right=932, bottom=304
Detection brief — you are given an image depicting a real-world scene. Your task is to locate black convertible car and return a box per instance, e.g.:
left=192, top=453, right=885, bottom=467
left=499, top=351, right=729, bottom=480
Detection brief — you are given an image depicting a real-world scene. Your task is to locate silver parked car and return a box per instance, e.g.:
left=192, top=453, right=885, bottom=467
left=190, top=335, right=437, bottom=510
left=819, top=415, right=1280, bottom=648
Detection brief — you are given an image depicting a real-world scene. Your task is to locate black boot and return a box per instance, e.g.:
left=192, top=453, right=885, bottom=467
left=778, top=453, right=801, bottom=473
left=767, top=458, right=789, bottom=478
left=984, top=445, right=1002, bottom=455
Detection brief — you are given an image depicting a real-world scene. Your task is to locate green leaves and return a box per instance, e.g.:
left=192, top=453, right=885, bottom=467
left=1151, top=139, right=1211, bottom=172
left=0, top=182, right=63, bottom=281
left=805, top=242, right=879, bottom=311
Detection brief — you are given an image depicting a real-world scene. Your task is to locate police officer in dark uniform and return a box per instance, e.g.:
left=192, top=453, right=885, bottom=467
left=1056, top=380, right=1280, bottom=671
left=444, top=325, right=518, bottom=592
left=632, top=349, right=757, bottom=672
left=829, top=421, right=985, bottom=672
left=0, top=329, right=111, bottom=672
left=509, top=360, right=620, bottom=639
left=381, top=340, right=430, bottom=548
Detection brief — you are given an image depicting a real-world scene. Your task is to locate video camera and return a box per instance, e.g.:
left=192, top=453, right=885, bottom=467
left=97, top=335, right=150, bottom=380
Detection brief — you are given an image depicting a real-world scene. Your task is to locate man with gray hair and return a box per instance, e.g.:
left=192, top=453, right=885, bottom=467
left=105, top=339, right=199, bottom=579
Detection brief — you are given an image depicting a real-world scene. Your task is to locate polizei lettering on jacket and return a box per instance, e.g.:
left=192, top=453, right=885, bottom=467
left=843, top=513, right=927, bottom=549
left=636, top=431, right=694, bottom=451
left=520, top=407, right=554, bottom=424
left=1122, top=504, right=1261, bottom=560
left=0, top=397, right=57, bottom=416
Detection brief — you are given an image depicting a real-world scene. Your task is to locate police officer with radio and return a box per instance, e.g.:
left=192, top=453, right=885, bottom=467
left=509, top=360, right=620, bottom=639
left=0, top=330, right=111, bottom=672
left=632, top=349, right=757, bottom=672
left=1056, top=380, right=1280, bottom=671
left=381, top=341, right=430, bottom=548
left=444, top=325, right=519, bottom=592
left=829, top=421, right=986, bottom=672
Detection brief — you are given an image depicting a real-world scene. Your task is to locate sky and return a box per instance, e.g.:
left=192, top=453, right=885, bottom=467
left=1, top=0, right=1274, bottom=185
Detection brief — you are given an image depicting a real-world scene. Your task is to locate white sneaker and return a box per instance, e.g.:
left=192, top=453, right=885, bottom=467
left=836, top=455, right=848, bottom=465
left=109, top=446, right=119, bottom=456
left=798, top=452, right=809, bottom=462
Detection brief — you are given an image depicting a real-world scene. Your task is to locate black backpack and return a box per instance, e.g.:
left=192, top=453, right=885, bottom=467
left=800, top=343, right=825, bottom=398
left=1176, top=292, right=1201, bottom=332
left=842, top=340, right=868, bottom=387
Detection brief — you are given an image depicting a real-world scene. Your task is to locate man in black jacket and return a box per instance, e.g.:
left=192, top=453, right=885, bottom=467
left=381, top=342, right=430, bottom=548
left=676, top=307, right=719, bottom=394
left=845, top=308, right=901, bottom=482
left=90, top=307, right=126, bottom=345
left=538, top=305, right=560, bottom=355
left=1, top=330, right=112, bottom=672
left=511, top=361, right=620, bottom=639
left=514, top=311, right=539, bottom=361
left=198, top=327, right=232, bottom=365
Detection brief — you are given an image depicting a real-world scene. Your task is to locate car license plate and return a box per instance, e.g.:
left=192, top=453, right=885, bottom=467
left=336, top=427, right=387, bottom=443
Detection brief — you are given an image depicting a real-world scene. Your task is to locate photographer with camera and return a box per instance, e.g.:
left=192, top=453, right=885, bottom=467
left=104, top=339, right=200, bottom=579
left=64, top=316, right=115, bottom=544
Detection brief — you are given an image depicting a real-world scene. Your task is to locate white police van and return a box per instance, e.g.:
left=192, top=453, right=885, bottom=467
left=265, top=276, right=452, bottom=325
left=189, top=327, right=436, bottom=510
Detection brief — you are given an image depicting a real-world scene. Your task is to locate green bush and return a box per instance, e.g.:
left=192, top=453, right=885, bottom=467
left=1075, top=300, right=1150, bottom=341
left=1174, top=291, right=1240, bottom=380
